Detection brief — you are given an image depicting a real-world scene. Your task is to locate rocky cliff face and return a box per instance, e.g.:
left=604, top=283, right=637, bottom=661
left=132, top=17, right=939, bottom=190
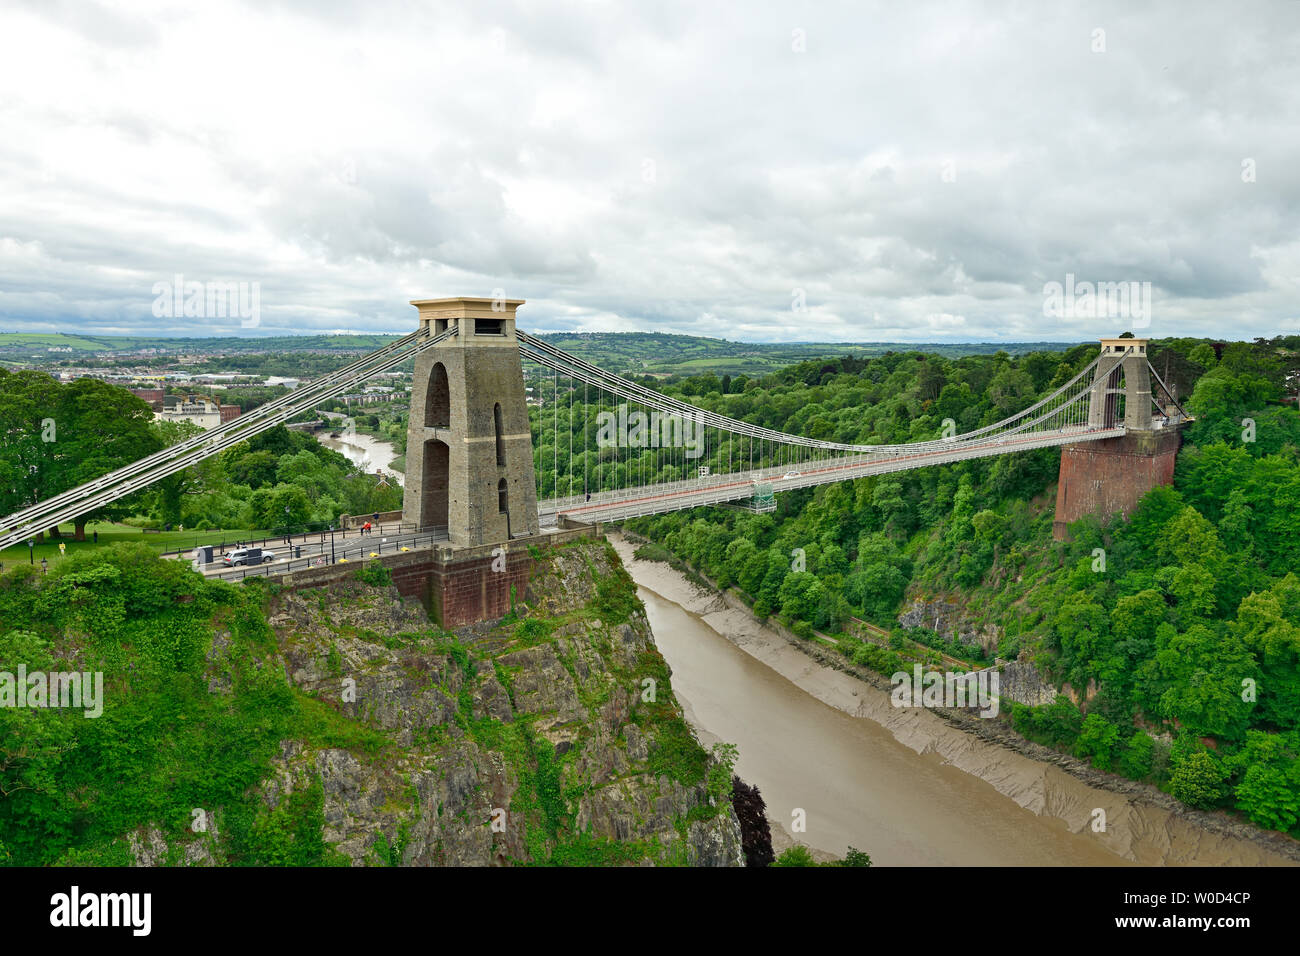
left=141, top=538, right=743, bottom=866
left=996, top=658, right=1061, bottom=707
left=899, top=596, right=1071, bottom=707
left=897, top=597, right=1002, bottom=655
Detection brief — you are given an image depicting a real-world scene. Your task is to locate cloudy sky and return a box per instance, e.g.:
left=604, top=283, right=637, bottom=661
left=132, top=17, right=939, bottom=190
left=0, top=0, right=1296, bottom=343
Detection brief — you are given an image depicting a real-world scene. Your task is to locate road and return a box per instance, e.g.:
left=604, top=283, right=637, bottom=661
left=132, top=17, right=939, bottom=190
left=176, top=424, right=1126, bottom=579
left=171, top=522, right=447, bottom=581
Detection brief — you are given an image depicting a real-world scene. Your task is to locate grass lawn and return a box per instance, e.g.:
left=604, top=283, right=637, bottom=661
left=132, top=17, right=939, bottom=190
left=0, top=522, right=273, bottom=570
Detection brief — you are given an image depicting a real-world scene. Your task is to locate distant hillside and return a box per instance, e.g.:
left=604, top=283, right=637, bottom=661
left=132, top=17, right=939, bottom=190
left=529, top=332, right=1086, bottom=376
left=0, top=329, right=1084, bottom=376
left=0, top=332, right=404, bottom=357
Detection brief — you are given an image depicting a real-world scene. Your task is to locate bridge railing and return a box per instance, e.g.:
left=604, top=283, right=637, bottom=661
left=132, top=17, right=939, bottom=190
left=155, top=520, right=406, bottom=560
left=215, top=528, right=450, bottom=581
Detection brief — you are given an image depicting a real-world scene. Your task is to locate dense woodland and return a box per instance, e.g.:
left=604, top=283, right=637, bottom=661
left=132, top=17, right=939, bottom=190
left=611, top=336, right=1300, bottom=835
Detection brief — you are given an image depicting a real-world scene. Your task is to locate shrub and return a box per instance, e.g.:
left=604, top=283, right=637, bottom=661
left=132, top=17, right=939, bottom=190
left=842, top=846, right=873, bottom=867
left=354, top=562, right=392, bottom=587
left=771, top=845, right=816, bottom=867
left=514, top=617, right=553, bottom=644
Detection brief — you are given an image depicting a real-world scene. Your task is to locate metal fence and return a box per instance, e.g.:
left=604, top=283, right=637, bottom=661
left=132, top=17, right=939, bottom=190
left=206, top=528, right=449, bottom=581
left=160, top=520, right=407, bottom=562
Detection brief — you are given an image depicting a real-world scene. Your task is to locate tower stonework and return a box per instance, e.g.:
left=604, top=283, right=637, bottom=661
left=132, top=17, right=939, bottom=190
left=1053, top=337, right=1182, bottom=540
left=1085, top=338, right=1154, bottom=431
left=402, top=297, right=540, bottom=546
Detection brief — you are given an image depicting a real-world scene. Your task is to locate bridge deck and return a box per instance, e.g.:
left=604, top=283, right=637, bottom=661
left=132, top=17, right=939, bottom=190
left=541, top=424, right=1126, bottom=524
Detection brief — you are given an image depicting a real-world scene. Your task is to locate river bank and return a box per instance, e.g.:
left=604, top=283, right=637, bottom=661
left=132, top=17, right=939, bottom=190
left=609, top=532, right=1299, bottom=866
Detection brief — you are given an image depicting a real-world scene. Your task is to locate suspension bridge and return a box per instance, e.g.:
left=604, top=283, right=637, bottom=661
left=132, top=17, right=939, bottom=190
left=0, top=298, right=1187, bottom=557
left=520, top=329, right=1184, bottom=526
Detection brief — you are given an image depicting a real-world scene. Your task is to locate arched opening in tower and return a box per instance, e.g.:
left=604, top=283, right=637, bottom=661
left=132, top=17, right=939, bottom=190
left=497, top=477, right=508, bottom=514
left=493, top=402, right=506, bottom=466
left=1104, top=366, right=1123, bottom=428
left=423, top=439, right=449, bottom=530
left=425, top=362, right=450, bottom=428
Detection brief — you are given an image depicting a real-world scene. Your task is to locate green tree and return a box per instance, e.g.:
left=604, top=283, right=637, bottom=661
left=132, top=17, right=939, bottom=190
left=1119, top=730, right=1155, bottom=779
left=1168, top=749, right=1228, bottom=809
left=1227, top=732, right=1300, bottom=832
left=1074, top=713, right=1121, bottom=771
left=778, top=572, right=826, bottom=625
left=1188, top=343, right=1217, bottom=368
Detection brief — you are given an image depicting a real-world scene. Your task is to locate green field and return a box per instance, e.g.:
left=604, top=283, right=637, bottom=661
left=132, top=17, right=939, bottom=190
left=0, top=522, right=273, bottom=568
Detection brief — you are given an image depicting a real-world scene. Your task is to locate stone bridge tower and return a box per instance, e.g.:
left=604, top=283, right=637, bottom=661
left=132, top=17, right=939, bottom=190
left=1053, top=337, right=1182, bottom=539
left=1085, top=338, right=1154, bottom=430
left=403, top=297, right=541, bottom=545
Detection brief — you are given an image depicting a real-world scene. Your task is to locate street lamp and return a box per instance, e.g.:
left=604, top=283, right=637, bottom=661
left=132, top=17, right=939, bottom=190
left=27, top=540, right=33, bottom=565
left=40, top=557, right=48, bottom=575
left=329, top=524, right=336, bottom=564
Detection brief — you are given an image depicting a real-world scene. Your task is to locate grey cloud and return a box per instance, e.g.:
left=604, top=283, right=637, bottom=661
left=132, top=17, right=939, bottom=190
left=1, top=0, right=1298, bottom=341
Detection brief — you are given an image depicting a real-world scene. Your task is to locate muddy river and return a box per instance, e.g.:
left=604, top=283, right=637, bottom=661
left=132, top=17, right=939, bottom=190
left=611, top=535, right=1296, bottom=867
left=315, top=414, right=403, bottom=486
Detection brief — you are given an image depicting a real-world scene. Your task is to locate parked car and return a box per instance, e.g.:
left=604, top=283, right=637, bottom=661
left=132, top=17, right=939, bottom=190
left=223, top=548, right=276, bottom=567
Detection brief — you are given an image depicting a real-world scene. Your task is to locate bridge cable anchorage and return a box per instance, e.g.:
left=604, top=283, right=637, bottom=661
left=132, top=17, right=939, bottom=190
left=0, top=326, right=459, bottom=553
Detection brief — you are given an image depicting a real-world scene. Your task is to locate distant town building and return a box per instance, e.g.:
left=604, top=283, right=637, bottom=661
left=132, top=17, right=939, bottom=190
left=337, top=392, right=387, bottom=406
left=155, top=396, right=239, bottom=430
left=129, top=387, right=165, bottom=411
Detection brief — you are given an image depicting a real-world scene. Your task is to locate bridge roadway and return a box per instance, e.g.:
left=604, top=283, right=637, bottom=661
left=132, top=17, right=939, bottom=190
left=184, top=522, right=446, bottom=581
left=541, top=423, right=1127, bottom=525
left=184, top=423, right=1124, bottom=580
